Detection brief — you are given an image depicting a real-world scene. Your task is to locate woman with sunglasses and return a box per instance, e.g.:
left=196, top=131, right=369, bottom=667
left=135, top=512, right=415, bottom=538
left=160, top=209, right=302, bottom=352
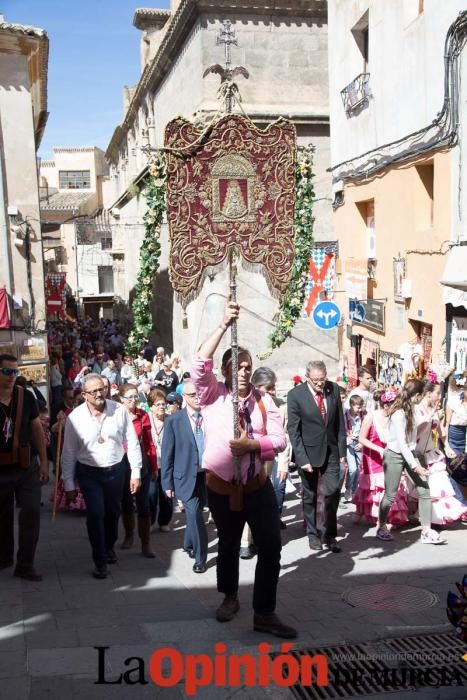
left=119, top=384, right=157, bottom=557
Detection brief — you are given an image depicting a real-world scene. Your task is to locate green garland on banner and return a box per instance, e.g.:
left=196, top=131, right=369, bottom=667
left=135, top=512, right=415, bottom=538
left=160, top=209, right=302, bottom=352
left=266, top=146, right=315, bottom=351
left=125, top=154, right=166, bottom=356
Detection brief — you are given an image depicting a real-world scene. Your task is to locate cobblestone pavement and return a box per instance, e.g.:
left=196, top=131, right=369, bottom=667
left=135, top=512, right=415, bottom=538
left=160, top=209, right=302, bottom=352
left=0, top=477, right=466, bottom=699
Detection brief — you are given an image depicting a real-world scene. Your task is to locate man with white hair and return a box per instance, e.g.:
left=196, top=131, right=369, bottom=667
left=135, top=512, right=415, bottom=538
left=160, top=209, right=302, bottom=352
left=288, top=360, right=346, bottom=553
left=61, top=373, right=142, bottom=578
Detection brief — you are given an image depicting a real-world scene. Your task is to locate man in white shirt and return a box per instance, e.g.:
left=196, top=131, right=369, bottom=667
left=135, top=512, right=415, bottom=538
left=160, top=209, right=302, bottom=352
left=61, top=374, right=142, bottom=579
left=344, top=366, right=375, bottom=413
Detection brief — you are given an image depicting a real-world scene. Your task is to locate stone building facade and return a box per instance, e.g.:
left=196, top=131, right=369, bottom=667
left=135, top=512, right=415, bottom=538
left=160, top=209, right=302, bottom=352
left=104, top=0, right=337, bottom=384
left=39, top=147, right=128, bottom=322
left=327, top=0, right=467, bottom=385
left=0, top=15, right=49, bottom=390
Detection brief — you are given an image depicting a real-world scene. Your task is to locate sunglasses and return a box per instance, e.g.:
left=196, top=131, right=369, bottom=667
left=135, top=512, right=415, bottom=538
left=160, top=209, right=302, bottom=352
left=167, top=400, right=180, bottom=406
left=0, top=368, right=20, bottom=377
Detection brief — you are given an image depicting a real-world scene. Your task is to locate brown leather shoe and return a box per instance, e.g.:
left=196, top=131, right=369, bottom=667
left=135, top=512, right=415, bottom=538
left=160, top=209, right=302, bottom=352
left=254, top=612, right=297, bottom=639
left=215, top=595, right=239, bottom=622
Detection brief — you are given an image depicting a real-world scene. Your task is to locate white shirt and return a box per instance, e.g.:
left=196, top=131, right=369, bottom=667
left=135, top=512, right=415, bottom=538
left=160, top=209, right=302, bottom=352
left=386, top=409, right=418, bottom=468
left=447, top=391, right=467, bottom=427
left=61, top=399, right=142, bottom=490
left=344, top=387, right=374, bottom=413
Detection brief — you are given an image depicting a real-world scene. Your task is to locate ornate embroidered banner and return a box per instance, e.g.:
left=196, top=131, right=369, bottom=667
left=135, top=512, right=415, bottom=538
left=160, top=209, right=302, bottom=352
left=164, top=114, right=296, bottom=306
left=45, top=273, right=67, bottom=320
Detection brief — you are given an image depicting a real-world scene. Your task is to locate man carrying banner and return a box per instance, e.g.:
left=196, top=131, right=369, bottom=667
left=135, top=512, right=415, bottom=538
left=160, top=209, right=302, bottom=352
left=192, top=298, right=297, bottom=639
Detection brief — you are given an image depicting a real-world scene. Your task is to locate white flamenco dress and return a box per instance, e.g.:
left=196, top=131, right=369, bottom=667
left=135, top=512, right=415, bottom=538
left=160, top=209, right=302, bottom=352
left=408, top=406, right=467, bottom=525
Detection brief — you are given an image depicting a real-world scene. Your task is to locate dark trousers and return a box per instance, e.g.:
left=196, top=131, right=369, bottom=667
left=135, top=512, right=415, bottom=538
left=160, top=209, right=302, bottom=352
left=208, top=478, right=281, bottom=615
left=183, top=473, right=208, bottom=566
left=121, top=462, right=151, bottom=517
left=300, top=450, right=343, bottom=541
left=76, top=460, right=126, bottom=569
left=149, top=473, right=173, bottom=527
left=0, top=464, right=41, bottom=569
left=271, top=460, right=287, bottom=514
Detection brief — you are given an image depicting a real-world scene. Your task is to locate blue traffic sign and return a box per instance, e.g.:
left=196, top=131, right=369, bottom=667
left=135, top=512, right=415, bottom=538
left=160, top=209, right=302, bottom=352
left=313, top=301, right=341, bottom=330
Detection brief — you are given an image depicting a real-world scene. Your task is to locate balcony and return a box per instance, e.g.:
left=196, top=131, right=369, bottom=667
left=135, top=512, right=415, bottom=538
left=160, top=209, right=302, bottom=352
left=341, top=73, right=371, bottom=116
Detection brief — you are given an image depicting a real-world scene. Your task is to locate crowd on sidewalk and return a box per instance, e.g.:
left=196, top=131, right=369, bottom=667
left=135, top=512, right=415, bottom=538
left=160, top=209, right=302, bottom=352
left=1, top=303, right=466, bottom=640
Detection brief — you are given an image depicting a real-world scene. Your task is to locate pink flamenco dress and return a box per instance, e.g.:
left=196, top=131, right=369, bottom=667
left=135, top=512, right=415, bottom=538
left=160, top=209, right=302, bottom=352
left=407, top=409, right=467, bottom=526
left=353, top=416, right=409, bottom=526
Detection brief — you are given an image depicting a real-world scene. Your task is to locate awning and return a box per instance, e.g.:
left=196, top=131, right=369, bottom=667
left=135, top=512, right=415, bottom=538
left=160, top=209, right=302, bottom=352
left=443, top=285, right=467, bottom=310
left=440, top=245, right=467, bottom=291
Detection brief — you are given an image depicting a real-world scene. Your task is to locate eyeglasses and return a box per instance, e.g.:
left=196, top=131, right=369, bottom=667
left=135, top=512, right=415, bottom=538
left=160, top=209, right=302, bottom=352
left=84, top=388, right=106, bottom=397
left=183, top=392, right=197, bottom=398
left=0, top=368, right=20, bottom=377
left=123, top=395, right=138, bottom=402
left=167, top=401, right=180, bottom=406
left=309, top=377, right=326, bottom=384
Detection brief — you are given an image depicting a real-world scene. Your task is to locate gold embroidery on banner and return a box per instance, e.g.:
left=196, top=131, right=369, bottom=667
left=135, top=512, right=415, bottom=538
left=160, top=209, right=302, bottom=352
left=164, top=114, right=296, bottom=306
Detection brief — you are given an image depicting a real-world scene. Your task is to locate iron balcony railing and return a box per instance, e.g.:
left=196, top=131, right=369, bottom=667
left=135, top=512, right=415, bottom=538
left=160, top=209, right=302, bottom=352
left=341, top=73, right=371, bottom=115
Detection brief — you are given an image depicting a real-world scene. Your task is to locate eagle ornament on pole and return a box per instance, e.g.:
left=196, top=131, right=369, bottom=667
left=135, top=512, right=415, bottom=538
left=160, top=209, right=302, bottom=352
left=164, top=20, right=296, bottom=495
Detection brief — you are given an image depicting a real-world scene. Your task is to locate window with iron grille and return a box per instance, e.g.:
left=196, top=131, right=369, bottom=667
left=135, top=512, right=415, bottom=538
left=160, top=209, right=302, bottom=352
left=59, top=170, right=91, bottom=189
left=98, top=266, right=114, bottom=294
left=101, top=236, right=112, bottom=250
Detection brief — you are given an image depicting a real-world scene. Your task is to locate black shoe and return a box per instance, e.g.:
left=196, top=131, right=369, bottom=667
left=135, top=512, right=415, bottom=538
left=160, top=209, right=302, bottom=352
left=254, top=612, right=297, bottom=639
left=183, top=548, right=195, bottom=559
left=279, top=520, right=287, bottom=530
left=193, top=563, right=207, bottom=574
left=0, top=559, right=14, bottom=570
left=92, top=567, right=108, bottom=579
left=308, top=535, right=323, bottom=551
left=216, top=595, right=240, bottom=622
left=240, top=546, right=256, bottom=559
left=106, top=549, right=117, bottom=564
left=14, top=567, right=43, bottom=582
left=323, top=538, right=341, bottom=553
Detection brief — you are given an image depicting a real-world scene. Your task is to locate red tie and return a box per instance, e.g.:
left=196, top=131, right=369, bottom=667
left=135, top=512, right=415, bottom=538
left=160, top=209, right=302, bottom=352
left=315, top=391, right=326, bottom=422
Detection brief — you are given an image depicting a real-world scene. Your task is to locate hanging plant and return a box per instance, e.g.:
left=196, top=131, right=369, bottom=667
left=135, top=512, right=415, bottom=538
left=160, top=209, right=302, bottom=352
left=266, top=145, right=316, bottom=351
left=125, top=153, right=166, bottom=356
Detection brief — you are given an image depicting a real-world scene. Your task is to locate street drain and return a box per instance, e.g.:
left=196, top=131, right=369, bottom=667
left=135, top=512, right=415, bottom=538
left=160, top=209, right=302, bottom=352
left=274, top=632, right=467, bottom=699
left=342, top=584, right=438, bottom=611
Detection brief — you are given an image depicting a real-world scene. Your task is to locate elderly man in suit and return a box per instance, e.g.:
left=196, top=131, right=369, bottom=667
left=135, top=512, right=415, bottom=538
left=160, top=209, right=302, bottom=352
left=287, top=360, right=347, bottom=553
left=160, top=381, right=208, bottom=573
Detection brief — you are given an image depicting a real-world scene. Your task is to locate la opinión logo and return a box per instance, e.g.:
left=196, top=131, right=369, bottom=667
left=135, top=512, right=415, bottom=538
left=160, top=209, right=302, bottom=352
left=95, top=643, right=329, bottom=695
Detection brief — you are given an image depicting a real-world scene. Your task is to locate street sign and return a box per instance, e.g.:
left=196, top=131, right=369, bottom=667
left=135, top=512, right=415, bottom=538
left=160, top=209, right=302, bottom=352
left=313, top=301, right=341, bottom=329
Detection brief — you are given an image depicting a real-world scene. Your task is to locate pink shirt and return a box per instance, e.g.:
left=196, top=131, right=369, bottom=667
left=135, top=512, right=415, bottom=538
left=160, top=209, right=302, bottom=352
left=191, top=357, right=287, bottom=483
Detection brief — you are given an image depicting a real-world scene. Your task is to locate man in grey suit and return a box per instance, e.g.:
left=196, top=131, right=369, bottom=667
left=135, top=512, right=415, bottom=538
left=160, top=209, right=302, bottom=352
left=287, top=360, right=347, bottom=553
left=161, top=382, right=208, bottom=573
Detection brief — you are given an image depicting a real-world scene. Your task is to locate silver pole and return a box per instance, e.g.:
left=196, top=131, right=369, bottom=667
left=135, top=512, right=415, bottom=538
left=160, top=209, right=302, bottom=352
left=229, top=254, right=241, bottom=483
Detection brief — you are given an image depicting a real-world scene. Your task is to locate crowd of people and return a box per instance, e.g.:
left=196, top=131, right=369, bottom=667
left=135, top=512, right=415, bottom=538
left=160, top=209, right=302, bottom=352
left=0, top=303, right=466, bottom=639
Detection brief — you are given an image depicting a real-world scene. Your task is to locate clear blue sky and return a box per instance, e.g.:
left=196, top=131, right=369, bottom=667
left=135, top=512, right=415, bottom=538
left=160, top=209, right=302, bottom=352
left=3, top=0, right=171, bottom=159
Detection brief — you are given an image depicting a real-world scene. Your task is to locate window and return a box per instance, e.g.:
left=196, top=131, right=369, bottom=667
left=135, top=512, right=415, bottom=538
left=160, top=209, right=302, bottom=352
left=98, top=266, right=114, bottom=294
left=59, top=170, right=91, bottom=189
left=415, top=162, right=434, bottom=228
left=101, top=236, right=112, bottom=250
left=352, top=11, right=370, bottom=71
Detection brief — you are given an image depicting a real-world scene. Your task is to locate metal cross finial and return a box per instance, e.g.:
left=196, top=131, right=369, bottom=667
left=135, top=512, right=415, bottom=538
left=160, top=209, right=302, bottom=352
left=216, top=19, right=237, bottom=72
left=203, top=18, right=249, bottom=114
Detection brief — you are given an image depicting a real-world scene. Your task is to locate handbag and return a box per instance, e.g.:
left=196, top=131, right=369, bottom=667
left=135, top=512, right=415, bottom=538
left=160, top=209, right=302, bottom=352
left=0, top=386, right=30, bottom=469
left=447, top=453, right=467, bottom=487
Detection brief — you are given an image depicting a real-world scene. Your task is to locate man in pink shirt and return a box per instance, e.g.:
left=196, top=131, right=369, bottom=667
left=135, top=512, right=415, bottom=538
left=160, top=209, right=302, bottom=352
left=192, top=298, right=296, bottom=639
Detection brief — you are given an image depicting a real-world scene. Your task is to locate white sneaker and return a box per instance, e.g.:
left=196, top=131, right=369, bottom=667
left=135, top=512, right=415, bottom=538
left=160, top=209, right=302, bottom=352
left=420, top=529, right=447, bottom=545
left=343, top=490, right=352, bottom=502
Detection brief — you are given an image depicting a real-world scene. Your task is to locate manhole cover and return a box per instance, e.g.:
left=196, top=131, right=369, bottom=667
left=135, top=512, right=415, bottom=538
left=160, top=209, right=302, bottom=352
left=343, top=584, right=438, bottom=611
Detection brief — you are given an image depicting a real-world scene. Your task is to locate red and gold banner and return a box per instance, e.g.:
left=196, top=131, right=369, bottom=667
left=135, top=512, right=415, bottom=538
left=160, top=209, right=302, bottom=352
left=45, top=273, right=66, bottom=320
left=164, top=114, right=296, bottom=306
